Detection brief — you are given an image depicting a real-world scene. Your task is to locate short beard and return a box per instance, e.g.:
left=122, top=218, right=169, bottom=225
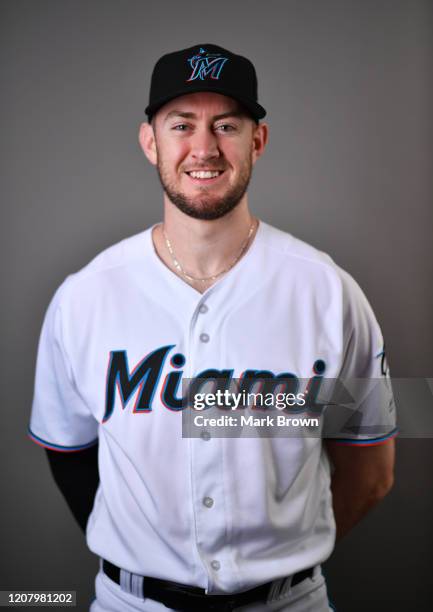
left=156, top=156, right=253, bottom=221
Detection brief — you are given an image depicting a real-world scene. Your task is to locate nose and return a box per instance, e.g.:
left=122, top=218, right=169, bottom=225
left=190, top=126, right=220, bottom=162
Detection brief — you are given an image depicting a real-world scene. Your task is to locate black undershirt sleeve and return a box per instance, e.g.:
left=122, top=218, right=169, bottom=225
left=45, top=443, right=100, bottom=534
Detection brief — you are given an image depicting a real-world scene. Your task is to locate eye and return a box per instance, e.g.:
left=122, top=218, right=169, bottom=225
left=215, top=124, right=236, bottom=132
left=172, top=124, right=190, bottom=131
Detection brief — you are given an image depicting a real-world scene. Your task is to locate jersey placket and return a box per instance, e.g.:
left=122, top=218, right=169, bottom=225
left=186, top=290, right=236, bottom=593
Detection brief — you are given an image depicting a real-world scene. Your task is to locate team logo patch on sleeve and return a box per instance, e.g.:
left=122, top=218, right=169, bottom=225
left=186, top=47, right=228, bottom=81
left=376, top=344, right=389, bottom=377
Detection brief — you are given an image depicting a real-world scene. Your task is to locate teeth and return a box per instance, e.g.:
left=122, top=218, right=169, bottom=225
left=189, top=170, right=221, bottom=179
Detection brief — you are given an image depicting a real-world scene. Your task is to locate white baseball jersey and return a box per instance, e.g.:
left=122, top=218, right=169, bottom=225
left=29, top=220, right=397, bottom=594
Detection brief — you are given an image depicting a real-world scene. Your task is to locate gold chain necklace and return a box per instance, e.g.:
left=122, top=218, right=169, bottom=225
left=163, top=220, right=256, bottom=285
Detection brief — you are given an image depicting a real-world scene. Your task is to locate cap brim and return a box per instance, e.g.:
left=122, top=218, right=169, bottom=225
left=145, top=86, right=266, bottom=121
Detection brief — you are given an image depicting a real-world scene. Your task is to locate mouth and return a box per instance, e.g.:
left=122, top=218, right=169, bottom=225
left=184, top=169, right=226, bottom=184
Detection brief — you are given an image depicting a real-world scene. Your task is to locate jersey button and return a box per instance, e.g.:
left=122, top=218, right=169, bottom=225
left=200, top=431, right=211, bottom=441
left=203, top=496, right=214, bottom=508
left=211, top=560, right=221, bottom=571
left=199, top=304, right=208, bottom=314
left=199, top=333, right=210, bottom=343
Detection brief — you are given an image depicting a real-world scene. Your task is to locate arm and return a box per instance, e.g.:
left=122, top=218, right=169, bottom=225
left=45, top=443, right=100, bottom=534
left=324, top=438, right=395, bottom=541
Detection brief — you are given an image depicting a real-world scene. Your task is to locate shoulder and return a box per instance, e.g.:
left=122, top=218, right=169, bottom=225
left=258, top=221, right=373, bottom=312
left=259, top=220, right=348, bottom=282
left=72, top=228, right=152, bottom=280
left=49, top=227, right=153, bottom=311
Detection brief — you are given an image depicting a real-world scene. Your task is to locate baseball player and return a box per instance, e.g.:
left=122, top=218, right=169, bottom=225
left=28, top=44, right=397, bottom=611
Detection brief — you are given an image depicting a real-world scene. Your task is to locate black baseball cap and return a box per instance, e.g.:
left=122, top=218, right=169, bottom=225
left=145, top=43, right=266, bottom=122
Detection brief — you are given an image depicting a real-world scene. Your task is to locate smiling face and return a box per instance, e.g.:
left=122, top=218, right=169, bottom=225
left=140, top=92, right=268, bottom=220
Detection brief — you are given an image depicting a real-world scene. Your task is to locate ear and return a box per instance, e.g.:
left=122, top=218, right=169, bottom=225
left=251, top=122, right=269, bottom=164
left=138, top=122, right=158, bottom=165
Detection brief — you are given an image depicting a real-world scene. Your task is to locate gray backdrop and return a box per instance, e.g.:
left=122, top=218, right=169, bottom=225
left=1, top=0, right=432, bottom=610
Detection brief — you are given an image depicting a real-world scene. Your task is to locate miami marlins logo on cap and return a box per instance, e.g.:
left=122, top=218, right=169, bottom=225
left=186, top=47, right=228, bottom=82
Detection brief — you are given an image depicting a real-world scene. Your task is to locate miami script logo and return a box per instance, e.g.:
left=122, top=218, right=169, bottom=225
left=103, top=345, right=326, bottom=422
left=186, top=47, right=228, bottom=81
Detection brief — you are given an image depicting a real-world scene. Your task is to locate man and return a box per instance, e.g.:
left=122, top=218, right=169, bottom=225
left=28, top=44, right=397, bottom=611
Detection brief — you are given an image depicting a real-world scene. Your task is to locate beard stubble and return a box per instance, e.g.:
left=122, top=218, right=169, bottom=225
left=155, top=152, right=253, bottom=221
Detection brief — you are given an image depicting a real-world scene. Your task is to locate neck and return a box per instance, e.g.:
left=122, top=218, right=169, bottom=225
left=152, top=197, right=257, bottom=293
